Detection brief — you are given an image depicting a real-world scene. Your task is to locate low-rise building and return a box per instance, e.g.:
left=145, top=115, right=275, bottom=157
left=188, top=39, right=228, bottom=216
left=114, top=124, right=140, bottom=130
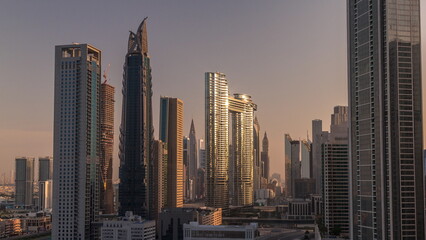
left=198, top=207, right=222, bottom=226
left=287, top=199, right=312, bottom=220
left=21, top=212, right=51, bottom=233
left=101, top=211, right=156, bottom=240
left=0, top=218, right=21, bottom=238
left=183, top=222, right=259, bottom=240
left=160, top=207, right=222, bottom=240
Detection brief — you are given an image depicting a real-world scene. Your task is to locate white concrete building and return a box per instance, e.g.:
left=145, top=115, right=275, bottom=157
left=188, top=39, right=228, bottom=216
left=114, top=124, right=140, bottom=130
left=101, top=212, right=155, bottom=240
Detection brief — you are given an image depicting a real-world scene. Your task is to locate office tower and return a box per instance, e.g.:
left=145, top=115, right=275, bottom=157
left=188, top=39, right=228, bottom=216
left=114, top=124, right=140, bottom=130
left=183, top=136, right=190, bottom=201
left=261, top=132, right=269, bottom=179
left=15, top=157, right=35, bottom=207
left=198, top=139, right=206, bottom=169
left=284, top=134, right=292, bottom=197
left=253, top=117, right=261, bottom=192
left=284, top=135, right=312, bottom=198
left=322, top=106, right=349, bottom=237
left=188, top=120, right=198, bottom=201
left=294, top=178, right=315, bottom=199
left=292, top=138, right=302, bottom=186
left=348, top=1, right=424, bottom=239
left=53, top=44, right=101, bottom=239
left=38, top=157, right=53, bottom=211
left=300, top=140, right=311, bottom=179
left=38, top=157, right=53, bottom=181
left=100, top=81, right=114, bottom=214
left=229, top=94, right=257, bottom=206
left=205, top=72, right=229, bottom=210
left=160, top=97, right=184, bottom=208
left=311, top=119, right=322, bottom=194
left=119, top=18, right=154, bottom=218
left=150, top=140, right=168, bottom=221
left=38, top=180, right=52, bottom=211
left=196, top=168, right=205, bottom=199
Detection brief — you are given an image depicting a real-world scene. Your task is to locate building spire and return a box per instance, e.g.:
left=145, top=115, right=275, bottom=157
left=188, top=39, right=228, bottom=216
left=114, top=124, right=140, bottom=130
left=190, top=119, right=195, bottom=135
left=127, top=17, right=148, bottom=55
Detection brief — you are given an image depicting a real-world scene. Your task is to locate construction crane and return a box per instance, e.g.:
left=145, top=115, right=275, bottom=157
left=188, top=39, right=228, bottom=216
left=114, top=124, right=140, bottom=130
left=103, top=64, right=111, bottom=84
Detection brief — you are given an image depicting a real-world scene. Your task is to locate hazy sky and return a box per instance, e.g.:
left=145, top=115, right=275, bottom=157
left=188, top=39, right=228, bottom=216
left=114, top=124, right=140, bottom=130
left=1, top=1, right=426, bottom=180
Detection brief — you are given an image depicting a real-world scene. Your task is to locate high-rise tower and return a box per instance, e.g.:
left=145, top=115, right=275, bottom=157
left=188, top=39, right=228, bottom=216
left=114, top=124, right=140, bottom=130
left=119, top=18, right=154, bottom=218
left=53, top=44, right=101, bottom=239
left=38, top=156, right=53, bottom=211
left=348, top=1, right=424, bottom=238
left=311, top=119, right=322, bottom=194
left=188, top=120, right=198, bottom=201
left=160, top=97, right=184, bottom=208
left=15, top=157, right=35, bottom=207
left=100, top=81, right=114, bottom=214
left=253, top=117, right=261, bottom=192
left=229, top=94, right=257, bottom=206
left=322, top=106, right=349, bottom=237
left=261, top=132, right=269, bottom=179
left=205, top=72, right=229, bottom=210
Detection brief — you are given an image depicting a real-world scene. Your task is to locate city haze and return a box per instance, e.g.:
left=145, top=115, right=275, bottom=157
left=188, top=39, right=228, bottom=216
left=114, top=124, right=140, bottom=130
left=1, top=0, right=426, bottom=180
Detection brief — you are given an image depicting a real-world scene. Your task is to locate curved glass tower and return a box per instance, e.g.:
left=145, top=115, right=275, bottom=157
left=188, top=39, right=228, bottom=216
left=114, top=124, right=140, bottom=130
left=119, top=18, right=154, bottom=218
left=205, top=72, right=229, bottom=210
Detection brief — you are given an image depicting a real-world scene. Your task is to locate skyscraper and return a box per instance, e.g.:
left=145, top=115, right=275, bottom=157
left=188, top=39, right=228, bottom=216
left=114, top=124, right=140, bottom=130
left=253, top=117, right=261, bottom=192
left=119, top=18, right=154, bottom=218
left=150, top=140, right=168, bottom=221
left=100, top=81, right=114, bottom=214
left=322, top=106, right=349, bottom=237
left=348, top=1, right=424, bottom=239
left=38, top=157, right=53, bottom=211
left=38, top=157, right=53, bottom=182
left=300, top=140, right=311, bottom=179
left=53, top=44, right=101, bottom=239
left=229, top=94, right=257, bottom=206
left=284, top=134, right=292, bottom=197
left=261, top=132, right=269, bottom=179
left=15, top=157, right=35, bottom=207
left=205, top=72, right=229, bottom=210
left=160, top=97, right=184, bottom=208
left=311, top=119, right=322, bottom=194
left=188, top=120, right=198, bottom=201
left=183, top=136, right=190, bottom=201
left=198, top=139, right=206, bottom=169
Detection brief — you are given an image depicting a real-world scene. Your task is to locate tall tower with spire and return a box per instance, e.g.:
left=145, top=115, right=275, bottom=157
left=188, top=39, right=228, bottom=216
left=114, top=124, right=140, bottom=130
left=261, top=132, right=269, bottom=179
left=188, top=119, right=198, bottom=201
left=119, top=18, right=154, bottom=218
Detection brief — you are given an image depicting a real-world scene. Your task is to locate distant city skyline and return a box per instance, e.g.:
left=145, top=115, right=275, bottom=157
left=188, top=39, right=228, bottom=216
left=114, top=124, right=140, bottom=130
left=2, top=0, right=426, bottom=180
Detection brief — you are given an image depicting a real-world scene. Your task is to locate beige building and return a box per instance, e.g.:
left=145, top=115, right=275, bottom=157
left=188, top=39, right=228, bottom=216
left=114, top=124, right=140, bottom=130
left=151, top=140, right=168, bottom=221
left=229, top=94, right=257, bottom=206
left=100, top=82, right=115, bottom=214
left=160, top=97, right=184, bottom=208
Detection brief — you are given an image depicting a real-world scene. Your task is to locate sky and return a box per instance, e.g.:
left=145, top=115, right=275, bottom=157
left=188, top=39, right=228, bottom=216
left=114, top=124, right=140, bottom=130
left=0, top=0, right=425, bottom=181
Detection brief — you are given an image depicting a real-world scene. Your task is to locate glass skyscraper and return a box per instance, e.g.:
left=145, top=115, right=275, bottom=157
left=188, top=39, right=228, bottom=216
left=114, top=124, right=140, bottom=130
left=205, top=72, right=229, bottom=210
left=119, top=18, right=154, bottom=218
left=229, top=94, right=257, bottom=206
left=348, top=0, right=424, bottom=239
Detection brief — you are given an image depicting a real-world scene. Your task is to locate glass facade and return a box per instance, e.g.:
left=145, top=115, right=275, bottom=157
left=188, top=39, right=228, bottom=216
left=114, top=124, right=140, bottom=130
left=205, top=72, right=229, bottom=210
left=119, top=18, right=154, bottom=219
left=348, top=0, right=424, bottom=239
